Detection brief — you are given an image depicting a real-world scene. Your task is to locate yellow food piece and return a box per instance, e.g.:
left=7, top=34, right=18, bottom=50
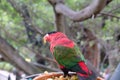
left=47, top=78, right=53, bottom=80
left=42, top=71, right=79, bottom=80
left=71, top=75, right=78, bottom=80
left=44, top=71, right=49, bottom=74
left=53, top=75, right=78, bottom=80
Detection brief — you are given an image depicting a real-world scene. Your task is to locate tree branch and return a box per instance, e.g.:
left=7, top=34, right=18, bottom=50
left=100, top=12, right=120, bottom=19
left=7, top=0, right=44, bottom=43
left=48, top=0, right=66, bottom=33
left=55, top=0, right=107, bottom=22
left=48, top=0, right=108, bottom=22
left=0, top=36, right=41, bottom=75
left=33, top=63, right=60, bottom=72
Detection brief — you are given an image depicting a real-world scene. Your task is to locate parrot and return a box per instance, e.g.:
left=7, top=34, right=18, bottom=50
left=43, top=31, right=97, bottom=80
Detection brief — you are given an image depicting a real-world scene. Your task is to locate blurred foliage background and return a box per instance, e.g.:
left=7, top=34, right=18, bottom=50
left=0, top=0, right=120, bottom=79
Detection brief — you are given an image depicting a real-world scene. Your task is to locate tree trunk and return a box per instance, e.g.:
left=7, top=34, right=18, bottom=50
left=0, top=36, right=41, bottom=75
left=48, top=0, right=66, bottom=33
left=82, top=28, right=100, bottom=71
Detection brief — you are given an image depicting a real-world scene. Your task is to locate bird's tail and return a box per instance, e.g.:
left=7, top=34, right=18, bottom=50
left=76, top=61, right=97, bottom=80
left=77, top=72, right=97, bottom=80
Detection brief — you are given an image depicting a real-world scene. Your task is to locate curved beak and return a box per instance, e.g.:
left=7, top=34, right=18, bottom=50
left=43, top=37, right=46, bottom=44
left=43, top=34, right=49, bottom=44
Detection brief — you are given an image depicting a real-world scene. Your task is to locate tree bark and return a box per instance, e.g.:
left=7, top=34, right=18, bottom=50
left=48, top=0, right=107, bottom=22
left=48, top=0, right=66, bottom=33
left=0, top=36, right=41, bottom=75
left=54, top=11, right=66, bottom=33
left=81, top=28, right=100, bottom=71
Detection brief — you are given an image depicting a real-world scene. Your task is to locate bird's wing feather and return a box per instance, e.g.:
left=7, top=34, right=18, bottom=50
left=53, top=45, right=85, bottom=69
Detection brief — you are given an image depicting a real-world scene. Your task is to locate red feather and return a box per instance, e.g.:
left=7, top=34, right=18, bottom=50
left=77, top=61, right=92, bottom=77
left=49, top=32, right=74, bottom=53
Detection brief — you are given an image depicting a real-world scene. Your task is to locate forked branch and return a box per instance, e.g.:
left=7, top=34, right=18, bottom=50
left=48, top=0, right=108, bottom=22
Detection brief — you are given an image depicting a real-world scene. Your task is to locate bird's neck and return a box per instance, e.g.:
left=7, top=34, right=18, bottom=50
left=50, top=36, right=74, bottom=53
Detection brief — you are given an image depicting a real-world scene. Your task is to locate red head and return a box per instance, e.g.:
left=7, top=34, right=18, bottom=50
left=43, top=31, right=67, bottom=43
left=43, top=31, right=74, bottom=52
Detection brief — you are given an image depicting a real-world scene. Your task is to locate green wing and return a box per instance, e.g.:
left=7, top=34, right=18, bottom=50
left=53, top=44, right=85, bottom=69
